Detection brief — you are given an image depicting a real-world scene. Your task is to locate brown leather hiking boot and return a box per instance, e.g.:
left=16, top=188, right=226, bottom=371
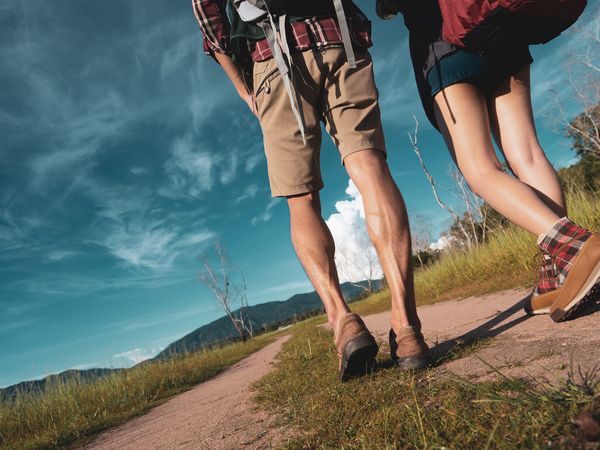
left=550, top=233, right=600, bottom=322
left=334, top=313, right=378, bottom=382
left=389, top=326, right=430, bottom=370
left=524, top=288, right=561, bottom=316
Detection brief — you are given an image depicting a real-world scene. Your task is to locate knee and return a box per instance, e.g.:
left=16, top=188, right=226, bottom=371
left=504, top=143, right=548, bottom=178
left=286, top=191, right=321, bottom=214
left=345, top=149, right=389, bottom=181
left=459, top=162, right=504, bottom=198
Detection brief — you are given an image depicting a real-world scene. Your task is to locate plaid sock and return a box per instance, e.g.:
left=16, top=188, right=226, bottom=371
left=534, top=253, right=561, bottom=296
left=537, top=217, right=592, bottom=286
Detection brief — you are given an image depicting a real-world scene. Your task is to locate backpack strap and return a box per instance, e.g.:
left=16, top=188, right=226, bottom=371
left=333, top=0, right=357, bottom=69
left=260, top=12, right=307, bottom=145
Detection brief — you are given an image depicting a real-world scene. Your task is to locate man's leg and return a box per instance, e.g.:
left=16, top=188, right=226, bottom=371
left=286, top=191, right=351, bottom=328
left=344, top=150, right=421, bottom=333
left=287, top=191, right=379, bottom=380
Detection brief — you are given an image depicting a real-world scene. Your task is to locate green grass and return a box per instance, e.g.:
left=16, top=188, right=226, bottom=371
left=254, top=324, right=600, bottom=449
left=4, top=180, right=599, bottom=449
left=353, top=185, right=600, bottom=317
left=0, top=332, right=282, bottom=450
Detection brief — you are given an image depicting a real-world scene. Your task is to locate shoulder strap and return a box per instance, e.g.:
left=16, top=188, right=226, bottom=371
left=333, top=0, right=357, bottom=69
left=260, top=13, right=307, bottom=145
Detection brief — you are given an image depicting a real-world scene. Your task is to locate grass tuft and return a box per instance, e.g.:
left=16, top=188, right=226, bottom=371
left=0, top=333, right=279, bottom=450
left=254, top=325, right=600, bottom=449
left=353, top=185, right=600, bottom=317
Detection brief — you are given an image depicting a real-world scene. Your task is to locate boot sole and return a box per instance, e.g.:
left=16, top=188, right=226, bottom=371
left=339, top=333, right=378, bottom=382
left=523, top=301, right=550, bottom=316
left=395, top=354, right=430, bottom=371
left=551, top=260, right=600, bottom=322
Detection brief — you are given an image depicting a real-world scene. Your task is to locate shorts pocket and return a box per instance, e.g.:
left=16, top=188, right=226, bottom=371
left=253, top=59, right=279, bottom=97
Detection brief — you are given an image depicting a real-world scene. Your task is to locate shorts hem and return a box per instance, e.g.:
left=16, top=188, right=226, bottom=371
left=270, top=183, right=324, bottom=198
left=340, top=144, right=387, bottom=165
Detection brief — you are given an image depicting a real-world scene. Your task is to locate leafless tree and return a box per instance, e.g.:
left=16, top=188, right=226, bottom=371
left=548, top=11, right=600, bottom=160
left=409, top=116, right=478, bottom=249
left=411, top=214, right=432, bottom=268
left=448, top=167, right=491, bottom=246
left=335, top=229, right=380, bottom=295
left=198, top=240, right=253, bottom=341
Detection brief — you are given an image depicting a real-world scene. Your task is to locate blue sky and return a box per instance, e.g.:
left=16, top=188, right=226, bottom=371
left=0, top=0, right=596, bottom=387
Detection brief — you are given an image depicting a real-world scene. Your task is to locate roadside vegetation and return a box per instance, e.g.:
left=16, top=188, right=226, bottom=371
left=3, top=107, right=598, bottom=449
left=0, top=332, right=281, bottom=450
left=254, top=323, right=600, bottom=449
left=354, top=160, right=600, bottom=318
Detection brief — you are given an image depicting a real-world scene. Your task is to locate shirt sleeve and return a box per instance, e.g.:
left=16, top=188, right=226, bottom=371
left=191, top=0, right=232, bottom=57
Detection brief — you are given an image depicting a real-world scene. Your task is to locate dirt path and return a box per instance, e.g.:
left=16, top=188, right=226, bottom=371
left=83, top=336, right=291, bottom=450
left=85, top=289, right=600, bottom=449
left=364, top=288, right=600, bottom=382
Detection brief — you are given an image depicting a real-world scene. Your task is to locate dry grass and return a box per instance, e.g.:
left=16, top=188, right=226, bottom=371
left=353, top=185, right=600, bottom=317
left=254, top=324, right=600, bottom=449
left=0, top=332, right=280, bottom=450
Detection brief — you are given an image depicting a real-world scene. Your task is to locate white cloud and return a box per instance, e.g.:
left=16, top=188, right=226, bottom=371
left=46, top=250, right=77, bottom=261
left=104, top=225, right=179, bottom=270
left=430, top=235, right=455, bottom=252
left=102, top=219, right=214, bottom=271
left=264, top=279, right=312, bottom=293
left=244, top=152, right=264, bottom=173
left=325, top=180, right=383, bottom=283
left=234, top=184, right=260, bottom=204
left=113, top=348, right=161, bottom=365
left=130, top=167, right=148, bottom=175
left=159, top=136, right=215, bottom=199
left=251, top=198, right=281, bottom=225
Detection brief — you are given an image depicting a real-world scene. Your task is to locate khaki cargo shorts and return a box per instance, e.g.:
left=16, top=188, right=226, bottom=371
left=253, top=47, right=387, bottom=198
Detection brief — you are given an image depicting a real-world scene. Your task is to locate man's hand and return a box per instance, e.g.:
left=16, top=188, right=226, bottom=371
left=241, top=91, right=258, bottom=116
left=214, top=52, right=258, bottom=118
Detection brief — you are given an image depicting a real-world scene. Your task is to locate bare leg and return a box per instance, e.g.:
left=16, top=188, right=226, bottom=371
left=344, top=150, right=421, bottom=332
left=488, top=66, right=567, bottom=217
left=287, top=191, right=351, bottom=328
left=433, top=83, right=561, bottom=236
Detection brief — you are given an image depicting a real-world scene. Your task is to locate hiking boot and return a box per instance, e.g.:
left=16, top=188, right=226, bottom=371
left=389, top=326, right=430, bottom=371
left=549, top=233, right=600, bottom=322
left=524, top=289, right=562, bottom=316
left=334, top=313, right=378, bottom=382
left=524, top=253, right=561, bottom=315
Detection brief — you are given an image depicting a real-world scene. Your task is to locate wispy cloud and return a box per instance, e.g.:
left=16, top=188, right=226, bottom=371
left=46, top=250, right=77, bottom=262
left=158, top=136, right=216, bottom=199
left=234, top=184, right=260, bottom=204
left=113, top=348, right=161, bottom=365
left=251, top=198, right=282, bottom=225
left=264, top=279, right=312, bottom=294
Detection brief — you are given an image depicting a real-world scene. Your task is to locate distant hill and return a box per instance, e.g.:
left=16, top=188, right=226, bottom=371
left=1, top=279, right=381, bottom=399
left=0, top=368, right=121, bottom=402
left=155, top=280, right=381, bottom=360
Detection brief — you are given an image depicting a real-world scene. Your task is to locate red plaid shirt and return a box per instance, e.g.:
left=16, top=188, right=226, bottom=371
left=192, top=0, right=373, bottom=62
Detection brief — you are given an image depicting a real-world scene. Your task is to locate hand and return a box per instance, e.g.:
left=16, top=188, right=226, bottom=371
left=241, top=91, right=258, bottom=117
left=376, top=0, right=402, bottom=20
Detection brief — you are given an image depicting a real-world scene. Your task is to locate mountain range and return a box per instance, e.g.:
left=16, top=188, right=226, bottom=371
left=1, top=279, right=380, bottom=400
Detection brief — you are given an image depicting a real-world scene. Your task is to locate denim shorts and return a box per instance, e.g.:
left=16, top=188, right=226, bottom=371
left=427, top=46, right=533, bottom=96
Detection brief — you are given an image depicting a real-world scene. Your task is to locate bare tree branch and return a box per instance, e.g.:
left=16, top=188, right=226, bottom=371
left=198, top=240, right=253, bottom=341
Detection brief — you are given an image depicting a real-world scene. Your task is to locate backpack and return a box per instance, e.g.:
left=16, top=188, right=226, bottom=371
left=438, top=0, right=587, bottom=51
left=233, top=0, right=358, bottom=145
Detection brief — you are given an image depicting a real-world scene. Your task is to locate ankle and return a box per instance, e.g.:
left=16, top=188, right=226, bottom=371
left=328, top=308, right=350, bottom=331
left=537, top=217, right=590, bottom=254
left=390, top=317, right=421, bottom=334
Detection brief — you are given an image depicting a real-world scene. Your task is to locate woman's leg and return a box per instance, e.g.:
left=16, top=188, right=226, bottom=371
left=487, top=66, right=567, bottom=217
left=433, top=82, right=561, bottom=236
